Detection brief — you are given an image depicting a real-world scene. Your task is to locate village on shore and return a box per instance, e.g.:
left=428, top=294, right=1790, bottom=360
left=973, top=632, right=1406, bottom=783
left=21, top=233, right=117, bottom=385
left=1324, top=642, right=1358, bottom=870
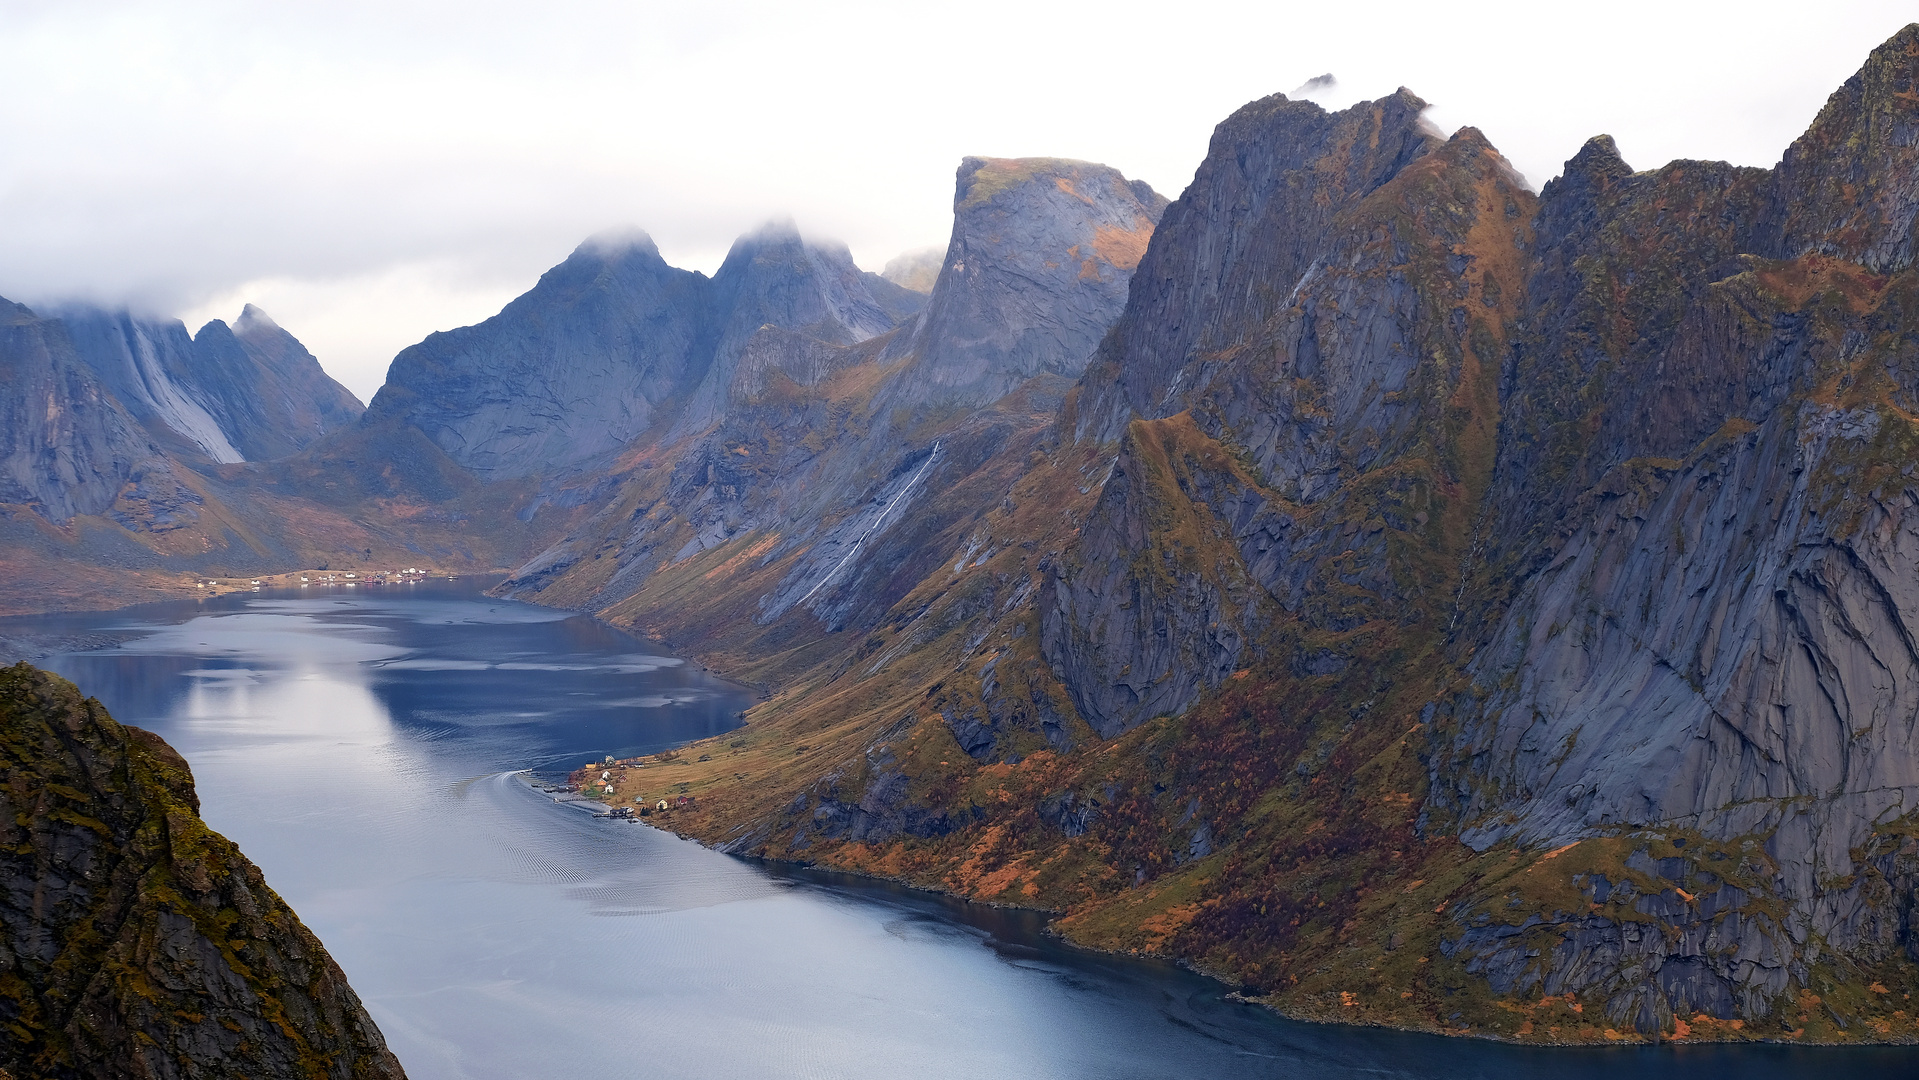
left=567, top=753, right=705, bottom=821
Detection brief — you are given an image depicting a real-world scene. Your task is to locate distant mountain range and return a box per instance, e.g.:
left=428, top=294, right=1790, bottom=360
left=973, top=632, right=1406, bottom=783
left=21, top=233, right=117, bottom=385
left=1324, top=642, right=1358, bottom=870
left=6, top=22, right=1919, bottom=1044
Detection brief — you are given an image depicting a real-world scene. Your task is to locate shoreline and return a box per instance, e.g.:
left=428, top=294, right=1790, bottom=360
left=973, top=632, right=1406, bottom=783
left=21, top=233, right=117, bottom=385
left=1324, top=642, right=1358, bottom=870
left=24, top=581, right=1913, bottom=1050
left=561, top=776, right=1894, bottom=1049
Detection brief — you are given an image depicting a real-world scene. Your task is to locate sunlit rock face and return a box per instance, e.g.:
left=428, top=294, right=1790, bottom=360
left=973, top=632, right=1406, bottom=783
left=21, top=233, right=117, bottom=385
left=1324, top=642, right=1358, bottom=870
left=882, top=156, right=1168, bottom=407
left=0, top=663, right=407, bottom=1080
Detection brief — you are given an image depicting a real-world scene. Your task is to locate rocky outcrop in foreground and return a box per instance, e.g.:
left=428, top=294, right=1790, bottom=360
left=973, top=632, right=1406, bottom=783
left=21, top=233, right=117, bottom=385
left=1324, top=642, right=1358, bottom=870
left=0, top=663, right=405, bottom=1080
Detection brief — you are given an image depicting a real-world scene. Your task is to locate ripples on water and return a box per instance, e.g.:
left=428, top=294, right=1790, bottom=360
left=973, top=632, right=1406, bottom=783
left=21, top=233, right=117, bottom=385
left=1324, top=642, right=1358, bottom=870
left=12, top=583, right=1913, bottom=1079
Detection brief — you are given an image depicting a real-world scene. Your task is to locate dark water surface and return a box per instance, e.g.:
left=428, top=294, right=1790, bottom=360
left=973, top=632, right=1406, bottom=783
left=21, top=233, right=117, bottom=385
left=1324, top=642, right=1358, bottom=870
left=14, top=582, right=1917, bottom=1078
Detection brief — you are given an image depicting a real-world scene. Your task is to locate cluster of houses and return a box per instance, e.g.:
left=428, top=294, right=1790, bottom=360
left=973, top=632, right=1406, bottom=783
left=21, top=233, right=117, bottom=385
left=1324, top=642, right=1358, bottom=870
left=192, top=566, right=439, bottom=594
left=294, top=567, right=431, bottom=588
left=582, top=754, right=696, bottom=819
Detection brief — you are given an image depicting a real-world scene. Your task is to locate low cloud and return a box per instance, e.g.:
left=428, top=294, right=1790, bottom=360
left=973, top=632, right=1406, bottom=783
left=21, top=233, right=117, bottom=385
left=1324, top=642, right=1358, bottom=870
left=2, top=1, right=1907, bottom=399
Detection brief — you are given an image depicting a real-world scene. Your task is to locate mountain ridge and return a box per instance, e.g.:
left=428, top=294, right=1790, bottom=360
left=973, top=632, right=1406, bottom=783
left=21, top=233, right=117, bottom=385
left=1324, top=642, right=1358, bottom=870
left=7, top=25, right=1919, bottom=1046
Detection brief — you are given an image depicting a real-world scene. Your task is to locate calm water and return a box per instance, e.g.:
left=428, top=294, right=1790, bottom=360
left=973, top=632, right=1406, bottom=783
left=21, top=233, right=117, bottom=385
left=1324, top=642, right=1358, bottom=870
left=12, top=582, right=1916, bottom=1079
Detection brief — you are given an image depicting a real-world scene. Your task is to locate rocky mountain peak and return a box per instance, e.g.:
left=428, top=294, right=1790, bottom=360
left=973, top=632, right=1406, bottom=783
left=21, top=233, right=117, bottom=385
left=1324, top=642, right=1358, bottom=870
left=675, top=220, right=907, bottom=432
left=363, top=229, right=708, bottom=479
left=1767, top=22, right=1919, bottom=270
left=233, top=302, right=280, bottom=334
left=1548, top=134, right=1633, bottom=198
left=881, top=156, right=1167, bottom=406
left=1072, top=88, right=1446, bottom=443
left=708, top=221, right=899, bottom=344
left=206, top=305, right=365, bottom=456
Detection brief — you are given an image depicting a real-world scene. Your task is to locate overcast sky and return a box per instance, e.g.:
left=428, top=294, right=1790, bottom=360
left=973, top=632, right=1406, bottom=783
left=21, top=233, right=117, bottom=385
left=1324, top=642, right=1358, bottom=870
left=2, top=1, right=1912, bottom=401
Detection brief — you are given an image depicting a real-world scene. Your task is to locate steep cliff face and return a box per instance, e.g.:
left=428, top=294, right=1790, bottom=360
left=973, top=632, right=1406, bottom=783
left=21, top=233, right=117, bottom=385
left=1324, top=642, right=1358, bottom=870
left=1048, top=93, right=1531, bottom=735
left=57, top=309, right=248, bottom=464
left=0, top=663, right=405, bottom=1079
left=883, top=157, right=1166, bottom=407
left=501, top=157, right=1164, bottom=644
left=56, top=306, right=362, bottom=465
left=0, top=300, right=183, bottom=524
left=600, top=24, right=1919, bottom=1046
left=676, top=222, right=906, bottom=432
left=1421, top=23, right=1919, bottom=1033
left=1767, top=25, right=1919, bottom=271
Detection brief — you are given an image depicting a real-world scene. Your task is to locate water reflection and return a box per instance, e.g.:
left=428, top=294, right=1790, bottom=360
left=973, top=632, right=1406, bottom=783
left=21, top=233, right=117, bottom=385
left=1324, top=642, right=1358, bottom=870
left=11, top=583, right=1913, bottom=1079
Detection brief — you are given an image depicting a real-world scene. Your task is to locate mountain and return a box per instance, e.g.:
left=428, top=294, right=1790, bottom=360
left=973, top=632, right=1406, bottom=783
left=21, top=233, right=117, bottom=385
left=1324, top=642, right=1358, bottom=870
left=364, top=223, right=918, bottom=482
left=547, top=24, right=1919, bottom=1044
left=880, top=157, right=1169, bottom=406
left=0, top=663, right=405, bottom=1079
left=9, top=24, right=1919, bottom=1046
left=497, top=157, right=1166, bottom=640
left=0, top=298, right=531, bottom=616
left=362, top=233, right=709, bottom=481
left=0, top=300, right=185, bottom=525
left=56, top=305, right=363, bottom=464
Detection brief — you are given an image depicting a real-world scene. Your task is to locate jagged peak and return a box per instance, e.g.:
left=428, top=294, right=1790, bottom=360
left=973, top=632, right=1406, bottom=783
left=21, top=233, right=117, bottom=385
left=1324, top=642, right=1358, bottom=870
left=1568, top=134, right=1629, bottom=175
left=233, top=303, right=281, bottom=335
left=1768, top=22, right=1919, bottom=270
left=1438, top=126, right=1530, bottom=189
left=1206, top=86, right=1436, bottom=170
left=1540, top=134, right=1633, bottom=203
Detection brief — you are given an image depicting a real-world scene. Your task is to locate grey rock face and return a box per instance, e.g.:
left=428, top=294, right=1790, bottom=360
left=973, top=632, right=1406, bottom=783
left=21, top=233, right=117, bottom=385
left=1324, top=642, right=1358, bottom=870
left=505, top=157, right=1163, bottom=641
left=57, top=308, right=247, bottom=463
left=368, top=225, right=911, bottom=479
left=365, top=233, right=709, bottom=480
left=53, top=304, right=361, bottom=464
left=224, top=304, right=366, bottom=456
left=0, top=299, right=175, bottom=522
left=677, top=222, right=903, bottom=432
left=882, top=157, right=1167, bottom=406
left=1073, top=89, right=1439, bottom=445
left=860, top=271, right=930, bottom=323
left=1039, top=439, right=1268, bottom=738
left=1420, top=25, right=1919, bottom=1026
left=1044, top=94, right=1529, bottom=735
